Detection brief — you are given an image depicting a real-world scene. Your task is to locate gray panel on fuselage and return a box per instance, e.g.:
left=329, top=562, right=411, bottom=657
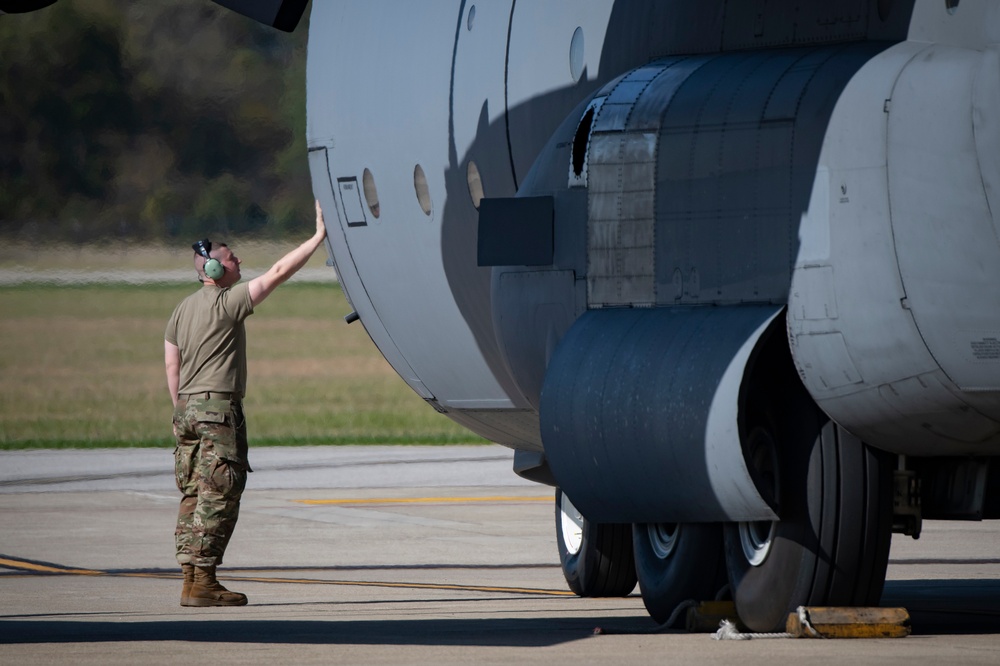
left=309, top=148, right=433, bottom=400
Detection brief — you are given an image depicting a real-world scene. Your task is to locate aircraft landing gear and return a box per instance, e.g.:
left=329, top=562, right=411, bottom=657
left=724, top=412, right=894, bottom=632
left=632, top=522, right=728, bottom=625
left=555, top=488, right=637, bottom=597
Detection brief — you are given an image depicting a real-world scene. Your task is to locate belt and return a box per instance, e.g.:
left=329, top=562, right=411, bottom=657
left=180, top=391, right=241, bottom=401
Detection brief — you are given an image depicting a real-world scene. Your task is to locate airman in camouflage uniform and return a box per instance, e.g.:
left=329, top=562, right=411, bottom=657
left=164, top=201, right=327, bottom=607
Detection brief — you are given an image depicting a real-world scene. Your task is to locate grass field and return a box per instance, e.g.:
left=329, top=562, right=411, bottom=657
left=0, top=282, right=484, bottom=448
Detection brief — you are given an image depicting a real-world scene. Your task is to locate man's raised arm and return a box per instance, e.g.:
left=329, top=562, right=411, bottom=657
left=248, top=200, right=328, bottom=307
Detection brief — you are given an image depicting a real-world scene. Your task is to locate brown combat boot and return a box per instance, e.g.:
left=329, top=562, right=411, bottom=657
left=187, top=565, right=248, bottom=607
left=180, top=563, right=195, bottom=607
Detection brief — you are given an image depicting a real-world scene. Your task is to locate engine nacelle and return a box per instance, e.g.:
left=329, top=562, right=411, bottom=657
left=789, top=41, right=1000, bottom=455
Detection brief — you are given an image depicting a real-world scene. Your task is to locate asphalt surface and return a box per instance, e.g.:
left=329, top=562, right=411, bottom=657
left=1, top=445, right=999, bottom=665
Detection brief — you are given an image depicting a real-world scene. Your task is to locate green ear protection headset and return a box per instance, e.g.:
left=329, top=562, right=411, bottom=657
left=192, top=239, right=224, bottom=280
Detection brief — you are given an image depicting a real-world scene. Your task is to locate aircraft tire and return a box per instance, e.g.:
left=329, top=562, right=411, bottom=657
left=632, top=522, right=727, bottom=626
left=723, top=412, right=894, bottom=632
left=555, top=488, right=637, bottom=597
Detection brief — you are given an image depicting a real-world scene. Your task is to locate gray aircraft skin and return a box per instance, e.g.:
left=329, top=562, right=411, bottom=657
left=8, top=0, right=1000, bottom=633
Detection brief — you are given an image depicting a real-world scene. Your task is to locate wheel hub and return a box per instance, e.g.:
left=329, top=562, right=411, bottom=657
left=647, top=522, right=680, bottom=560
left=739, top=519, right=776, bottom=566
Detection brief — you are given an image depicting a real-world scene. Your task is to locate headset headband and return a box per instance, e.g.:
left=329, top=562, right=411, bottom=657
left=192, top=239, right=213, bottom=259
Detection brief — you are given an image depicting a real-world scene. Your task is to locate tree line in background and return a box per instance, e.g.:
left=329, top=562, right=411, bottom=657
left=0, top=0, right=312, bottom=242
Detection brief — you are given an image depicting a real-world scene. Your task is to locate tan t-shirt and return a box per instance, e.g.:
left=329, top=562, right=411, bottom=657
left=164, top=282, right=254, bottom=397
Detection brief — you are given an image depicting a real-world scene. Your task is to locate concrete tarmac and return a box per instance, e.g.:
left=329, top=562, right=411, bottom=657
left=1, top=445, right=999, bottom=665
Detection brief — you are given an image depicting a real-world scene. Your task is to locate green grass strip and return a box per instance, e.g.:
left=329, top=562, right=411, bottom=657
left=0, top=283, right=490, bottom=449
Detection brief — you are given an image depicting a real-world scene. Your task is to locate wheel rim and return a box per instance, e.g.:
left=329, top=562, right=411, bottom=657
left=740, top=427, right=780, bottom=567
left=739, top=519, right=775, bottom=566
left=560, top=492, right=584, bottom=556
left=647, top=523, right=680, bottom=560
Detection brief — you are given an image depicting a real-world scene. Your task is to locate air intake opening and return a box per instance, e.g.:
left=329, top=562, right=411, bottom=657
left=572, top=106, right=595, bottom=178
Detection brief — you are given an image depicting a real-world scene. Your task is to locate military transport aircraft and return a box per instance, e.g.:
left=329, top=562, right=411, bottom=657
left=7, top=0, right=1000, bottom=633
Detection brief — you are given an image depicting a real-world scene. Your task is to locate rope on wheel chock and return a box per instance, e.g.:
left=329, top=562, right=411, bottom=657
left=712, top=618, right=795, bottom=640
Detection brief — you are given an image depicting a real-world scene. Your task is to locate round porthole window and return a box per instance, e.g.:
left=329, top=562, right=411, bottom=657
left=414, top=164, right=433, bottom=216
left=467, top=160, right=484, bottom=209
left=362, top=168, right=380, bottom=218
left=569, top=27, right=585, bottom=82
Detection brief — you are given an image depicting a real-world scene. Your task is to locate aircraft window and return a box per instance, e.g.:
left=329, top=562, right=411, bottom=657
left=572, top=107, right=595, bottom=177
left=467, top=5, right=476, bottom=31
left=946, top=0, right=960, bottom=14
left=570, top=27, right=585, bottom=82
left=414, top=164, right=433, bottom=216
left=467, top=161, right=484, bottom=209
left=362, top=168, right=380, bottom=219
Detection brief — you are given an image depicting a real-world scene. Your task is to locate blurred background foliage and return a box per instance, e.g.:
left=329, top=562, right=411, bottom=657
left=0, top=0, right=311, bottom=242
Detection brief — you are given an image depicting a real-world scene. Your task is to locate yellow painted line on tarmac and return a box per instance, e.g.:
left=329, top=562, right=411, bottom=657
left=226, top=574, right=575, bottom=597
left=0, top=555, right=573, bottom=597
left=0, top=557, right=176, bottom=581
left=294, top=495, right=554, bottom=506
left=0, top=557, right=103, bottom=576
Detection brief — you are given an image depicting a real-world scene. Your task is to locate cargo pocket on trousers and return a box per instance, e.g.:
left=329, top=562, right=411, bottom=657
left=174, top=444, right=196, bottom=493
left=209, top=457, right=247, bottom=499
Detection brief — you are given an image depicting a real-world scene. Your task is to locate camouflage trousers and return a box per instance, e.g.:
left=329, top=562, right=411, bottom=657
left=172, top=394, right=250, bottom=568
